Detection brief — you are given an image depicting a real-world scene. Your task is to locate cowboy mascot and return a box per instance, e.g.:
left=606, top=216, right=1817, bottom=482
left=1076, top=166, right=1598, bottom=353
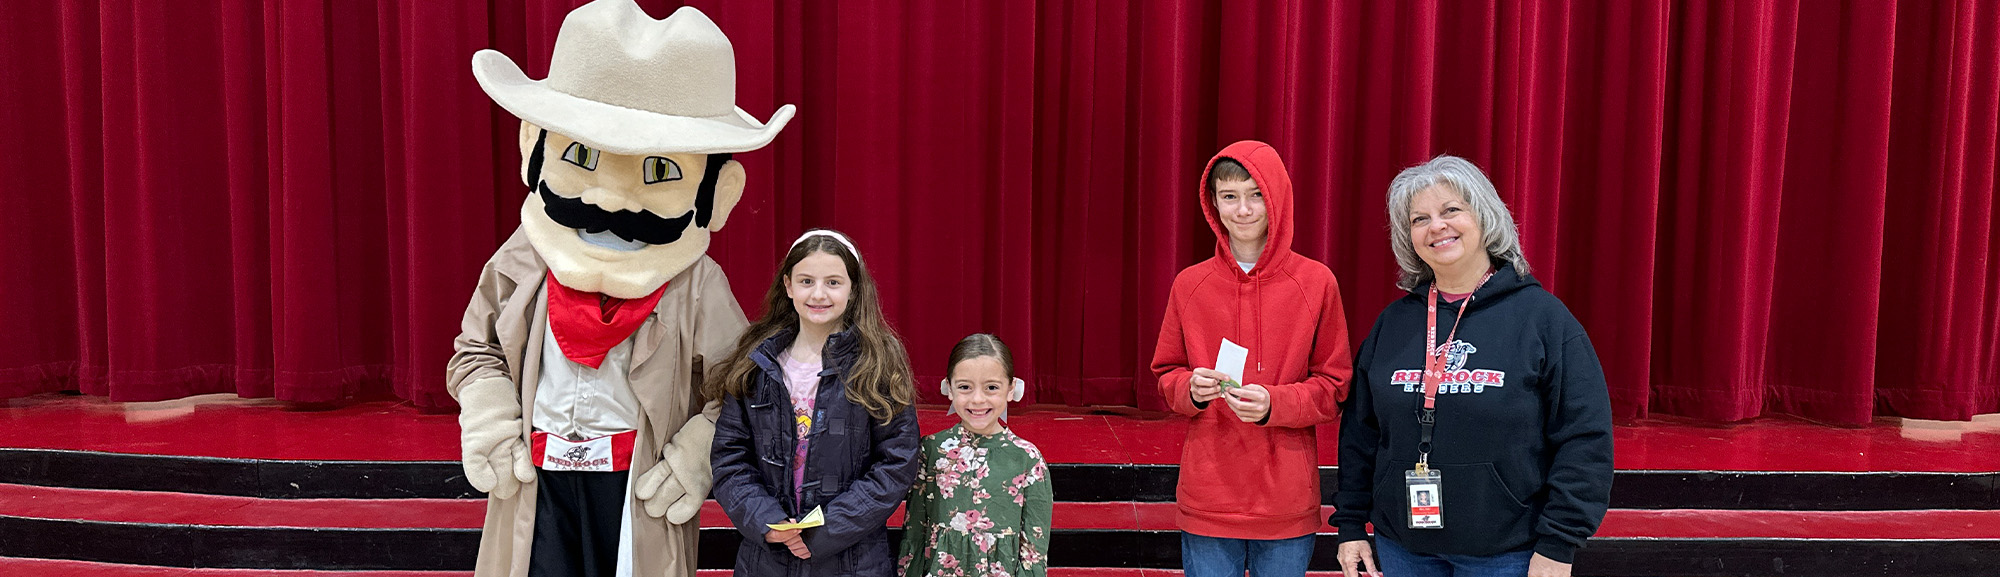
left=447, top=2, right=793, bottom=576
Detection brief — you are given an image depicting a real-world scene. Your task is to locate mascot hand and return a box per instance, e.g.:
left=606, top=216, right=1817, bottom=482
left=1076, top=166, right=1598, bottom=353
left=458, top=377, right=537, bottom=499
left=636, top=414, right=717, bottom=523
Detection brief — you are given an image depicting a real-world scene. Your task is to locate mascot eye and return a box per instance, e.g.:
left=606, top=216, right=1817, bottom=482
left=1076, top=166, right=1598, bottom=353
left=561, top=142, right=600, bottom=170
left=644, top=157, right=683, bottom=184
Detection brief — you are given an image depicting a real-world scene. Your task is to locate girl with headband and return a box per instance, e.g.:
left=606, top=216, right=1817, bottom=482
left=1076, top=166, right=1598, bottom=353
left=710, top=229, right=922, bottom=577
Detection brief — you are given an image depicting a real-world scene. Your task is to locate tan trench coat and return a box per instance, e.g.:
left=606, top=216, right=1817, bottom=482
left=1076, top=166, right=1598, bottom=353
left=447, top=228, right=748, bottom=577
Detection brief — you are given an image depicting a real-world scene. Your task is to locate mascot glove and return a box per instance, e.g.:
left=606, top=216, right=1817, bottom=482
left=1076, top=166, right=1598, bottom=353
left=635, top=414, right=717, bottom=523
left=458, top=377, right=537, bottom=500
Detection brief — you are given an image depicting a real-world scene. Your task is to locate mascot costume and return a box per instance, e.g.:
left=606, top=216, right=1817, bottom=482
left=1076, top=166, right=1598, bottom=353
left=447, top=2, right=793, bottom=576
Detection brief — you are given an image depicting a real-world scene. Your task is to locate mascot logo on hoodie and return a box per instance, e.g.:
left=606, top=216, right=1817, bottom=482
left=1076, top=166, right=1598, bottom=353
left=473, top=0, right=793, bottom=298
left=1392, top=340, right=1507, bottom=394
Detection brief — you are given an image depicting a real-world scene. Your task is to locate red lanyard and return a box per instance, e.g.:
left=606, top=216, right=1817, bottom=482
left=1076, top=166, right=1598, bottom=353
left=1422, top=270, right=1495, bottom=410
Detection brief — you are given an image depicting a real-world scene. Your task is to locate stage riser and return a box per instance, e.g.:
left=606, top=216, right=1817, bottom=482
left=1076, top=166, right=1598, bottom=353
left=4, top=449, right=1995, bottom=511
left=0, top=449, right=476, bottom=499
left=3, top=516, right=1995, bottom=576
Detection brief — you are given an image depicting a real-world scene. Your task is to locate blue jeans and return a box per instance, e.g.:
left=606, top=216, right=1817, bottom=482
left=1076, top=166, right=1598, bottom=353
left=1180, top=532, right=1315, bottom=577
left=1374, top=536, right=1532, bottom=577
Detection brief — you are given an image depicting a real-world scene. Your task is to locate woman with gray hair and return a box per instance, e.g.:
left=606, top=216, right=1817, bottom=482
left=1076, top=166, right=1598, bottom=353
left=1330, top=156, right=1614, bottom=577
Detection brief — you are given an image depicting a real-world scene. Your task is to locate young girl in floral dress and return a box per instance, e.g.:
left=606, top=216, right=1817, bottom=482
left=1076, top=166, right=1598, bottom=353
left=899, top=334, right=1053, bottom=577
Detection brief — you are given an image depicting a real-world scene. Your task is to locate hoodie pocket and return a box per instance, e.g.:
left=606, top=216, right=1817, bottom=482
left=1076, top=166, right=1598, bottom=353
left=1471, top=461, right=1529, bottom=508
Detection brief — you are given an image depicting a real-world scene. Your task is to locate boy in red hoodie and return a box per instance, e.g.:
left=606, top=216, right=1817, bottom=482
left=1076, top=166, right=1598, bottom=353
left=1152, top=140, right=1353, bottom=577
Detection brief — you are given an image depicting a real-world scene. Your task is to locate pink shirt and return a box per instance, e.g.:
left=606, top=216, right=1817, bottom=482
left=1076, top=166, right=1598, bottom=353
left=778, top=351, right=822, bottom=508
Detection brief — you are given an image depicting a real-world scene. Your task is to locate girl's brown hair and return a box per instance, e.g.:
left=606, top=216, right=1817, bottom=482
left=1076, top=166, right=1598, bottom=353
left=706, top=231, right=914, bottom=423
left=946, top=333, right=1015, bottom=381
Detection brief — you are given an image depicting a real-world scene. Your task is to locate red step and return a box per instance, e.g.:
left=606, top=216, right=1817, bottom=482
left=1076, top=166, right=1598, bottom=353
left=0, top=482, right=485, bottom=529
left=0, top=557, right=467, bottom=576
left=0, top=558, right=1337, bottom=577
left=6, top=483, right=1999, bottom=540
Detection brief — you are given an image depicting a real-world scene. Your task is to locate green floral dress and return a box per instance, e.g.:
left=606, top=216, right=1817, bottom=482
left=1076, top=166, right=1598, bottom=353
left=898, top=424, right=1053, bottom=577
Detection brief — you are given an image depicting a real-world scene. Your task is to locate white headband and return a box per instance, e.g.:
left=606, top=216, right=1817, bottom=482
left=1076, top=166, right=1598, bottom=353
left=790, top=229, right=861, bottom=263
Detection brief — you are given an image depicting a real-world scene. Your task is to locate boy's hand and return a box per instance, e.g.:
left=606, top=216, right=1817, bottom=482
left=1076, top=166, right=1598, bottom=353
left=1190, top=368, right=1227, bottom=403
left=1224, top=384, right=1270, bottom=423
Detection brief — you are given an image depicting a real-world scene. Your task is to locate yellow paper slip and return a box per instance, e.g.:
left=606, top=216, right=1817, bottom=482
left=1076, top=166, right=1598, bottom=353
left=766, top=506, right=824, bottom=531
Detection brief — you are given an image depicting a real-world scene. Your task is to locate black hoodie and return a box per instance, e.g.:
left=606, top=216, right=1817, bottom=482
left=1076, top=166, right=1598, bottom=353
left=1331, top=263, right=1613, bottom=563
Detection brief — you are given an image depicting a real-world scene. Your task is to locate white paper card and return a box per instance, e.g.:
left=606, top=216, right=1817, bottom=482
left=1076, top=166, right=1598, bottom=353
left=1217, top=339, right=1248, bottom=384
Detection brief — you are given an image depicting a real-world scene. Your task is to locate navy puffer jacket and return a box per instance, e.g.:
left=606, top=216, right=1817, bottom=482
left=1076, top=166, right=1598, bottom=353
left=711, top=328, right=921, bottom=577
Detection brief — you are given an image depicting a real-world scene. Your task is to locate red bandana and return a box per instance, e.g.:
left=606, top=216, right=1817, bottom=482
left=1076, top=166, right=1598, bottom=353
left=545, top=271, right=667, bottom=369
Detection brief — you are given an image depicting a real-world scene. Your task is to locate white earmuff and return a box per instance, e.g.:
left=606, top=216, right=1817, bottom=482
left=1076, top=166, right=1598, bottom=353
left=1001, top=377, right=1026, bottom=422
left=941, top=378, right=955, bottom=414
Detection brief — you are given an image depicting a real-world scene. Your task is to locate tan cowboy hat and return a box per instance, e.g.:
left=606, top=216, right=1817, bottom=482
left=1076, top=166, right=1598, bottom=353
left=471, top=0, right=795, bottom=155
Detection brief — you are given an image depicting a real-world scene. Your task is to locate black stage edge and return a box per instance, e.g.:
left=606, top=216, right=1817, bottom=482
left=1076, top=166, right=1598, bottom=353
left=0, top=515, right=479, bottom=571
left=0, top=448, right=479, bottom=499
left=1318, top=469, right=2000, bottom=511
left=1575, top=538, right=2000, bottom=577
left=1604, top=470, right=2000, bottom=510
left=5, top=449, right=1997, bottom=511
left=5, top=516, right=1999, bottom=576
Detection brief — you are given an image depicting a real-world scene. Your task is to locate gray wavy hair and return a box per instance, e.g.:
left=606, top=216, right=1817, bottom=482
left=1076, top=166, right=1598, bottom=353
left=1386, top=155, right=1530, bottom=291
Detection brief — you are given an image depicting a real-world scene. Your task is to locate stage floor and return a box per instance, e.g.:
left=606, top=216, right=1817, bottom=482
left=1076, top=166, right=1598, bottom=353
left=4, top=392, right=1998, bottom=472
left=4, top=392, right=1999, bottom=576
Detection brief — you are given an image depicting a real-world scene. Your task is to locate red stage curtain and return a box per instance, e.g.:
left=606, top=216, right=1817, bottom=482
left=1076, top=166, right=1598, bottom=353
left=2, top=1, right=1994, bottom=424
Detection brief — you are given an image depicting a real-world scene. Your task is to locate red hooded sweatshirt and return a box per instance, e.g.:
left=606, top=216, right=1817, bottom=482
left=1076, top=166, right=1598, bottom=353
left=1152, top=140, right=1353, bottom=539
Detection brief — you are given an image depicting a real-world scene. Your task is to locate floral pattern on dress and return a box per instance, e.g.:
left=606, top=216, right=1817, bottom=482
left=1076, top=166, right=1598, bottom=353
left=1017, top=537, right=1044, bottom=570
left=899, top=424, right=1054, bottom=577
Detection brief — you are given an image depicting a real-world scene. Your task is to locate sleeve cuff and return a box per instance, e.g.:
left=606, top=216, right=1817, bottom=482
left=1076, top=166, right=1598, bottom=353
left=739, top=512, right=776, bottom=541
left=1164, top=376, right=1205, bottom=415
left=1257, top=384, right=1305, bottom=428
left=1256, top=386, right=1283, bottom=427
left=1533, top=536, right=1578, bottom=564
left=1334, top=521, right=1370, bottom=543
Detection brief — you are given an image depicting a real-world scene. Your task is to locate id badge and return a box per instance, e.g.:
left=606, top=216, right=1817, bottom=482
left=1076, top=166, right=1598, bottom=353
left=1405, top=469, right=1443, bottom=529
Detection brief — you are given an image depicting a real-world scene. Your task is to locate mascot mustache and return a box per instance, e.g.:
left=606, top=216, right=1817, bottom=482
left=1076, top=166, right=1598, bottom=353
left=526, top=129, right=730, bottom=247
left=538, top=183, right=693, bottom=246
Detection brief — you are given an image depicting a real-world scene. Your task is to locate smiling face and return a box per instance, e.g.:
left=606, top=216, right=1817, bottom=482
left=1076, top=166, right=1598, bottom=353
left=517, top=122, right=747, bottom=298
left=1212, top=177, right=1269, bottom=247
left=1407, top=184, right=1487, bottom=275
left=948, top=355, right=1013, bottom=435
left=785, top=251, right=852, bottom=334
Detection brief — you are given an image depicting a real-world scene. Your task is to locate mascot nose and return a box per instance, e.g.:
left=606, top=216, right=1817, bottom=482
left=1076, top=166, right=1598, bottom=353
left=581, top=187, right=645, bottom=213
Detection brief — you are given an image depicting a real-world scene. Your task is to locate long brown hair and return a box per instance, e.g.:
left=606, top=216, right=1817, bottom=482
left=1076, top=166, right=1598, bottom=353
left=707, top=230, right=914, bottom=423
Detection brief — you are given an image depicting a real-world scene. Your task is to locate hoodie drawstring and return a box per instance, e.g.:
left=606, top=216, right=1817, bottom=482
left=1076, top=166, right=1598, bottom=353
left=1253, top=274, right=1264, bottom=376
